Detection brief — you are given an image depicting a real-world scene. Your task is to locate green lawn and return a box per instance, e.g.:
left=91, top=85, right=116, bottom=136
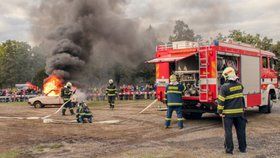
left=0, top=150, right=20, bottom=158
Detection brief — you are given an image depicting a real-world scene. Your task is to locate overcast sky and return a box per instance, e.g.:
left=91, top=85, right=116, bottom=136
left=0, top=0, right=279, bottom=45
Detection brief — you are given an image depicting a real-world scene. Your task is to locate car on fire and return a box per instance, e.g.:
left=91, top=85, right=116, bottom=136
left=28, top=94, right=78, bottom=108
left=28, top=75, right=78, bottom=108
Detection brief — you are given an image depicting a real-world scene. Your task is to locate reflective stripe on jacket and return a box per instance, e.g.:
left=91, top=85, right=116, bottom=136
left=165, top=83, right=186, bottom=106
left=76, top=106, right=92, bottom=116
left=106, top=84, right=117, bottom=96
left=217, top=81, right=245, bottom=116
left=61, top=87, right=72, bottom=99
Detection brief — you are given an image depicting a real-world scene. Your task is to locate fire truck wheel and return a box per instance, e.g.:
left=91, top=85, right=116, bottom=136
left=259, top=94, right=272, bottom=114
left=182, top=112, right=203, bottom=119
left=33, top=101, right=44, bottom=108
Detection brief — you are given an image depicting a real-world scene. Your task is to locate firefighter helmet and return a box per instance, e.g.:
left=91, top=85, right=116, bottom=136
left=169, top=74, right=177, bottom=82
left=222, top=67, right=238, bottom=81
left=66, top=82, right=72, bottom=88
left=109, top=79, right=113, bottom=84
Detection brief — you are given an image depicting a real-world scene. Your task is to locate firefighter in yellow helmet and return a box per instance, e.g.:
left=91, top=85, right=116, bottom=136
left=61, top=82, right=74, bottom=115
left=165, top=74, right=186, bottom=129
left=217, top=67, right=247, bottom=154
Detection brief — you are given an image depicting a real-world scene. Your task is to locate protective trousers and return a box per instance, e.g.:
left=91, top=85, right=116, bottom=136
left=78, top=115, right=93, bottom=123
left=165, top=106, right=183, bottom=128
left=62, top=100, right=74, bottom=115
left=224, top=116, right=247, bottom=152
left=108, top=96, right=115, bottom=109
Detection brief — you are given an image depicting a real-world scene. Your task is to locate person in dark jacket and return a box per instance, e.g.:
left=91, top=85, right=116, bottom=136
left=106, top=79, right=117, bottom=110
left=76, top=102, right=93, bottom=123
left=165, top=74, right=186, bottom=129
left=218, top=67, right=247, bottom=154
left=61, top=82, right=74, bottom=115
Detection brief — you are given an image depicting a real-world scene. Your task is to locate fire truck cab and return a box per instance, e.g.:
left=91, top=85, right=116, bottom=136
left=148, top=40, right=278, bottom=119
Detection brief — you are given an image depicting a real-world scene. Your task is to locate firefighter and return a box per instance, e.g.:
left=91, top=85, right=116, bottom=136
left=165, top=74, right=186, bottom=129
left=217, top=67, right=247, bottom=154
left=61, top=82, right=74, bottom=115
left=76, top=102, right=93, bottom=123
left=106, top=79, right=117, bottom=110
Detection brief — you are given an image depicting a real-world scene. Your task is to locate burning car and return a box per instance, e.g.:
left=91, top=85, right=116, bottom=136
left=28, top=75, right=77, bottom=108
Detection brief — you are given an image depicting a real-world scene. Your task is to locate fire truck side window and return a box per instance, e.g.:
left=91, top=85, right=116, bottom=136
left=262, top=57, right=268, bottom=68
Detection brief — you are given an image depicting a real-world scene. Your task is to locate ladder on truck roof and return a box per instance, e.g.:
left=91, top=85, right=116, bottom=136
left=199, top=46, right=211, bottom=102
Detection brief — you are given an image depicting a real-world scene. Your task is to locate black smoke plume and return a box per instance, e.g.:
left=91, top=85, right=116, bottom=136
left=31, top=0, right=156, bottom=85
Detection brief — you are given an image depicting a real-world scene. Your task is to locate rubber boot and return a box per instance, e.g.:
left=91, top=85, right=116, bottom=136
left=88, top=117, right=93, bottom=123
left=62, top=109, right=66, bottom=116
left=78, top=117, right=83, bottom=123
left=70, top=109, right=75, bottom=115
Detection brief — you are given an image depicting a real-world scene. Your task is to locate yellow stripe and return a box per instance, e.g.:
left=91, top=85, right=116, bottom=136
left=177, top=118, right=184, bottom=121
left=168, top=86, right=178, bottom=90
left=108, top=94, right=116, bottom=96
left=225, top=93, right=244, bottom=100
left=107, top=89, right=116, bottom=91
left=167, top=91, right=182, bottom=94
left=217, top=105, right=224, bottom=110
left=183, top=85, right=186, bottom=92
left=223, top=108, right=244, bottom=114
left=167, top=103, right=182, bottom=106
left=165, top=118, right=171, bottom=121
left=229, top=85, right=242, bottom=92
left=218, top=95, right=225, bottom=101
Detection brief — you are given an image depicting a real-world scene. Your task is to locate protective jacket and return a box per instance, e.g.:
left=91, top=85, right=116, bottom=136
left=76, top=105, right=92, bottom=116
left=165, top=83, right=186, bottom=106
left=217, top=80, right=245, bottom=116
left=106, top=84, right=117, bottom=97
left=61, top=87, right=72, bottom=101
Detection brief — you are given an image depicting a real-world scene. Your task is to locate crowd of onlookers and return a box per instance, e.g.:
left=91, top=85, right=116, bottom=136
left=86, top=84, right=156, bottom=101
left=0, top=88, right=41, bottom=102
left=0, top=83, right=156, bottom=103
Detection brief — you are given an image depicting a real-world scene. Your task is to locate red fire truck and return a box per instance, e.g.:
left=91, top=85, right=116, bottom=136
left=147, top=40, right=278, bottom=119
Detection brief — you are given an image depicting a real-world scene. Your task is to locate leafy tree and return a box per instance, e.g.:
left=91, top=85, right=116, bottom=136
left=169, top=20, right=195, bottom=42
left=0, top=40, right=46, bottom=88
left=228, top=30, right=273, bottom=51
left=271, top=41, right=280, bottom=71
left=33, top=69, right=48, bottom=89
left=133, top=62, right=155, bottom=84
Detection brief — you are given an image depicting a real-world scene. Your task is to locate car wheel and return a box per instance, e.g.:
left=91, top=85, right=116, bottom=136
left=33, top=101, right=44, bottom=108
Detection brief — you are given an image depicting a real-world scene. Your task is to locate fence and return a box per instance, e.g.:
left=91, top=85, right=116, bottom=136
left=0, top=95, right=38, bottom=102
left=88, top=91, right=156, bottom=101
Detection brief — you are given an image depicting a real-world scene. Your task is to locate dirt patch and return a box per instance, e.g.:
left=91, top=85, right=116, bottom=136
left=0, top=100, right=279, bottom=157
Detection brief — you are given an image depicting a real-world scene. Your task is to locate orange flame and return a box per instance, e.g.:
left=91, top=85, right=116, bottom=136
left=43, top=75, right=63, bottom=96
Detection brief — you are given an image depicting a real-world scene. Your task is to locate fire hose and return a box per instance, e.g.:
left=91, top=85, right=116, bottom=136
left=41, top=99, right=71, bottom=120
left=139, top=99, right=158, bottom=114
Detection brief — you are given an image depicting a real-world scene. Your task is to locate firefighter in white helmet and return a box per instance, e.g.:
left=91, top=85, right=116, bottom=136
left=165, top=74, right=186, bottom=129
left=76, top=101, right=93, bottom=123
left=106, top=79, right=117, bottom=110
left=61, top=82, right=75, bottom=115
left=217, top=67, right=247, bottom=154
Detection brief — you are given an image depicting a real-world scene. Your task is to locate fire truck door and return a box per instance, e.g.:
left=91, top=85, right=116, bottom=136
left=240, top=55, right=261, bottom=94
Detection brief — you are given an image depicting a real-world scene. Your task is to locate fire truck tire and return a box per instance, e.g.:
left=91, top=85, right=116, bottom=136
left=259, top=94, right=272, bottom=114
left=33, top=101, right=44, bottom=108
left=182, top=112, right=203, bottom=119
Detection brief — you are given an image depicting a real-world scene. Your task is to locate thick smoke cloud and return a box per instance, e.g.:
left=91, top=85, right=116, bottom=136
left=31, top=0, right=155, bottom=85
